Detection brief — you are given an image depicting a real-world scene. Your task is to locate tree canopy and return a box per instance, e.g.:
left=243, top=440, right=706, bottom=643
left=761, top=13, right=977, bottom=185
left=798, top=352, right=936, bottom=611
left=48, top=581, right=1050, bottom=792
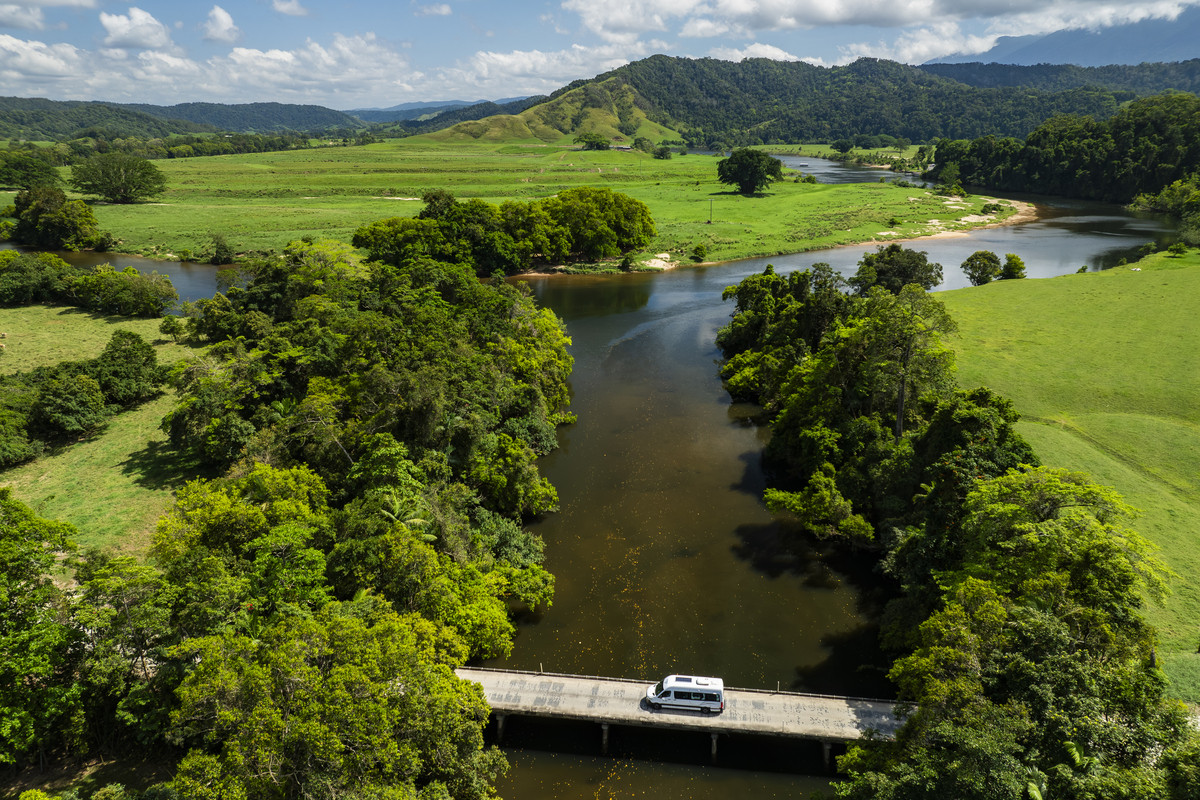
left=716, top=148, right=784, bottom=194
left=70, top=152, right=167, bottom=203
left=716, top=259, right=1196, bottom=799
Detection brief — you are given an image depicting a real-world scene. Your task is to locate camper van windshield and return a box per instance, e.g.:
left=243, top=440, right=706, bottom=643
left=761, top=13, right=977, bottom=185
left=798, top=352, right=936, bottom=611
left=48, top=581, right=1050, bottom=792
left=653, top=681, right=664, bottom=695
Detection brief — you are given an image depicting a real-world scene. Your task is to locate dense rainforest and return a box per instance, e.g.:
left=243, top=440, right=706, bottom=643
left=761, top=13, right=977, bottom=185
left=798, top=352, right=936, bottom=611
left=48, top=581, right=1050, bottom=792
left=1, top=222, right=577, bottom=797
left=716, top=250, right=1200, bottom=799
left=930, top=92, right=1200, bottom=242
left=918, top=59, right=1200, bottom=94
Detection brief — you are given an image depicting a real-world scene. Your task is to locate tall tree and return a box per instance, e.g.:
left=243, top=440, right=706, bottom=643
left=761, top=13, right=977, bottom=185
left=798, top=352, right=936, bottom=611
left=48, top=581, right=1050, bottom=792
left=70, top=152, right=166, bottom=204
left=717, top=148, right=784, bottom=194
left=849, top=244, right=943, bottom=295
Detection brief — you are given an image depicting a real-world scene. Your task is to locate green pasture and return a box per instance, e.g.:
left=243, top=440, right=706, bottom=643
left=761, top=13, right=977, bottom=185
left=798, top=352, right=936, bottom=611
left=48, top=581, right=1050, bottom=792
left=0, top=306, right=208, bottom=553
left=942, top=251, right=1200, bottom=700
left=81, top=138, right=1011, bottom=265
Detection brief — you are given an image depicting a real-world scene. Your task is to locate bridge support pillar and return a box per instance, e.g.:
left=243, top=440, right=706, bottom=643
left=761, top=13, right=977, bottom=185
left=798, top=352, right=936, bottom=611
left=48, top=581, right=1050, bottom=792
left=495, top=714, right=506, bottom=744
left=711, top=733, right=719, bottom=765
left=601, top=723, right=610, bottom=755
left=822, top=741, right=832, bottom=771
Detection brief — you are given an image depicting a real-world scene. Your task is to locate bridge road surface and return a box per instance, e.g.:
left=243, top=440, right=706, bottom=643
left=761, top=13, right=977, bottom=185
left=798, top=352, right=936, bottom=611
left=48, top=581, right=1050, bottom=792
left=455, top=667, right=902, bottom=742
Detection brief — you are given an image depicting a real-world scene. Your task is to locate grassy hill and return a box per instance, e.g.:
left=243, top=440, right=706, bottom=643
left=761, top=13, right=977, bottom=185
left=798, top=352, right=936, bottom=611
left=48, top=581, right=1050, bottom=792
left=941, top=251, right=1200, bottom=701
left=428, top=78, right=678, bottom=145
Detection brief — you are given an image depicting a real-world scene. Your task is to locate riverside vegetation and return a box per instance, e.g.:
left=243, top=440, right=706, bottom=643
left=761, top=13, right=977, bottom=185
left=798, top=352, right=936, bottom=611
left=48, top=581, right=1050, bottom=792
left=1, top=237, right=575, bottom=798
left=716, top=245, right=1200, bottom=799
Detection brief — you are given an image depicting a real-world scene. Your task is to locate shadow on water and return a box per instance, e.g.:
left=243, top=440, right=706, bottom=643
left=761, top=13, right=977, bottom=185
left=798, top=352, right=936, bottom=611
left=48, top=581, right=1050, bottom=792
left=488, top=716, right=841, bottom=775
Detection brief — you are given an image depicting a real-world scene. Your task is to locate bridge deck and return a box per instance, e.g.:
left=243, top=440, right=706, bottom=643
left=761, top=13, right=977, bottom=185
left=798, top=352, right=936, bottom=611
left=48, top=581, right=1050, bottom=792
left=456, top=667, right=901, bottom=741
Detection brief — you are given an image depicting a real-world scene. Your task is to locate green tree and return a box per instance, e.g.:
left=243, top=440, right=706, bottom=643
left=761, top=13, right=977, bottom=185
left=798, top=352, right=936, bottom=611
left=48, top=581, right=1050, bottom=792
left=717, top=148, right=784, bottom=194
left=70, top=152, right=166, bottom=203
left=573, top=132, right=609, bottom=151
left=92, top=329, right=163, bottom=407
left=29, top=372, right=106, bottom=439
left=0, top=152, right=61, bottom=189
left=1000, top=253, right=1026, bottom=279
left=12, top=185, right=104, bottom=250
left=170, top=603, right=506, bottom=800
left=0, top=489, right=81, bottom=767
left=848, top=244, right=943, bottom=295
left=831, top=139, right=855, bottom=154
left=961, top=250, right=1002, bottom=286
left=652, top=145, right=672, bottom=160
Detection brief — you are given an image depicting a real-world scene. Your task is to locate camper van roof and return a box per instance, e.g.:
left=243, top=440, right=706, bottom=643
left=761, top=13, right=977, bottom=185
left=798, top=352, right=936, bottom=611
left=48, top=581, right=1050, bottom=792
left=663, top=674, right=724, bottom=690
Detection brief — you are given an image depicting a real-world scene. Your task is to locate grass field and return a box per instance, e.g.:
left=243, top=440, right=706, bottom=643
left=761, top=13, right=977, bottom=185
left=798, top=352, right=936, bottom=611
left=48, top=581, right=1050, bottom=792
left=0, top=306, right=210, bottom=553
left=22, top=137, right=1014, bottom=266
left=941, top=251, right=1200, bottom=701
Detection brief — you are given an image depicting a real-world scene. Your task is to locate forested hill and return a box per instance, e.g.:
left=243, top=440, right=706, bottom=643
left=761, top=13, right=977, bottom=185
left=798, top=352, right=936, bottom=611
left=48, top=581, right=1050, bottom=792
left=569, top=55, right=1134, bottom=145
left=113, top=101, right=362, bottom=132
left=919, top=60, right=1200, bottom=94
left=0, top=96, right=213, bottom=140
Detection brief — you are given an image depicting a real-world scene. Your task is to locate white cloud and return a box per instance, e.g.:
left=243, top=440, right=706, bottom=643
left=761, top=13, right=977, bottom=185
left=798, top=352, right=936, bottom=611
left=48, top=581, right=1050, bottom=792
left=840, top=22, right=998, bottom=63
left=436, top=41, right=655, bottom=96
left=202, top=5, right=240, bottom=43
left=415, top=3, right=451, bottom=16
left=0, top=32, right=83, bottom=77
left=100, top=6, right=171, bottom=50
left=203, top=5, right=239, bottom=43
left=709, top=42, right=800, bottom=61
left=272, top=0, right=307, bottom=17
left=202, top=32, right=415, bottom=104
left=0, top=5, right=44, bottom=28
left=561, top=0, right=1200, bottom=44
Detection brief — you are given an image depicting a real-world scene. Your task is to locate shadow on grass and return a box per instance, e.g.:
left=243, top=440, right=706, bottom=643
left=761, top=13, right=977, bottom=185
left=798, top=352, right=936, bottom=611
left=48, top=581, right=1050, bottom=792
left=1, top=754, right=177, bottom=800
left=119, top=439, right=216, bottom=491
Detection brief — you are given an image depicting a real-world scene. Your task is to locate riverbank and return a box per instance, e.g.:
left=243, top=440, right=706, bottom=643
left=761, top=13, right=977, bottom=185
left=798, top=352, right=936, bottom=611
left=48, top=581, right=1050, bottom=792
left=943, top=249, right=1200, bottom=701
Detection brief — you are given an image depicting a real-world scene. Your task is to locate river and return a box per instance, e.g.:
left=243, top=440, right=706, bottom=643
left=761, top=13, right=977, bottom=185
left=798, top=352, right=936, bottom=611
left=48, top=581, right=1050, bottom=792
left=4, top=163, right=1176, bottom=797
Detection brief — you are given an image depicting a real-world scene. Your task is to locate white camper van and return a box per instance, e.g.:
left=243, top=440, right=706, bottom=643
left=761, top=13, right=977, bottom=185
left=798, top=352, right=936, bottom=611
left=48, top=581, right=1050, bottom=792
left=645, top=674, right=725, bottom=713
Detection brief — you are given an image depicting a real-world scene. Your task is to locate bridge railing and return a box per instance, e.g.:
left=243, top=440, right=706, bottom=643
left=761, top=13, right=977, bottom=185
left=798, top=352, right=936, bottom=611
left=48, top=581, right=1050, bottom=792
left=457, top=665, right=901, bottom=707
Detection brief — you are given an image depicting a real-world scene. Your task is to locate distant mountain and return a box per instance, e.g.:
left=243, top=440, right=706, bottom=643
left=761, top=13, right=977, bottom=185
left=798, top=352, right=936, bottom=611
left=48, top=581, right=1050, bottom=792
left=420, top=55, right=1171, bottom=147
left=112, top=101, right=361, bottom=133
left=0, top=96, right=213, bottom=140
left=530, top=55, right=1135, bottom=143
left=347, top=97, right=531, bottom=123
left=928, top=7, right=1200, bottom=66
left=919, top=60, right=1200, bottom=95
left=387, top=96, right=547, bottom=135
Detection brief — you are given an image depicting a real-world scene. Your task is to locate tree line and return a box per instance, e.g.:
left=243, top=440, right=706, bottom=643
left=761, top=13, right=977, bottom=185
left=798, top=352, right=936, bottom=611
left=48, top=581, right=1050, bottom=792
left=353, top=187, right=655, bottom=275
left=716, top=247, right=1199, bottom=799
left=929, top=92, right=1200, bottom=206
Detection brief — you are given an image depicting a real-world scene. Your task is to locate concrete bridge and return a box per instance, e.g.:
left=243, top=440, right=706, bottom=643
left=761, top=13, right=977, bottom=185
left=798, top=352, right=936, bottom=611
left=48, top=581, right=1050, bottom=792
left=455, top=667, right=901, bottom=766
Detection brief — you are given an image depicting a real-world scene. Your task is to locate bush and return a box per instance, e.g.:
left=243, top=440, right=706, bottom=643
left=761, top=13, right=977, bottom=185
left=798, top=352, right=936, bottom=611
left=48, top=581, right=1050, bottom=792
left=691, top=244, right=708, bottom=262
left=210, top=233, right=234, bottom=265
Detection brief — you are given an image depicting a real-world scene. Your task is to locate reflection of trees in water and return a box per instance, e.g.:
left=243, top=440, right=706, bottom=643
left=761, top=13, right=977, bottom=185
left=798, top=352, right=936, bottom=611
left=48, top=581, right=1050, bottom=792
left=528, top=278, right=653, bottom=320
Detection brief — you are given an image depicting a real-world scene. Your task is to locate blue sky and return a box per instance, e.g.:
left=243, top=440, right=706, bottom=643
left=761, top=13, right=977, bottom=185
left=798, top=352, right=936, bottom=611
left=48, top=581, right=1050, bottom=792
left=1, top=0, right=1197, bottom=108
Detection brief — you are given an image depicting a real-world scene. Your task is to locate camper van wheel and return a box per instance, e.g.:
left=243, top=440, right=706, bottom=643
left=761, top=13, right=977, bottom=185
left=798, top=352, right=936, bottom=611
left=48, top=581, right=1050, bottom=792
left=651, top=702, right=661, bottom=711
left=701, top=707, right=711, bottom=715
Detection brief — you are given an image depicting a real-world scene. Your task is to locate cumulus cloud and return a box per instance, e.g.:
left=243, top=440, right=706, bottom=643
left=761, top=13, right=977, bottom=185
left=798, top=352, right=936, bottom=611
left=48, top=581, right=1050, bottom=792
left=203, top=32, right=414, bottom=103
left=709, top=42, right=800, bottom=61
left=562, top=0, right=1200, bottom=45
left=100, top=6, right=171, bottom=49
left=840, top=22, right=998, bottom=63
left=415, top=3, right=451, bottom=16
left=436, top=41, right=656, bottom=96
left=203, top=5, right=240, bottom=43
left=0, top=5, right=45, bottom=29
left=272, top=0, right=307, bottom=16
